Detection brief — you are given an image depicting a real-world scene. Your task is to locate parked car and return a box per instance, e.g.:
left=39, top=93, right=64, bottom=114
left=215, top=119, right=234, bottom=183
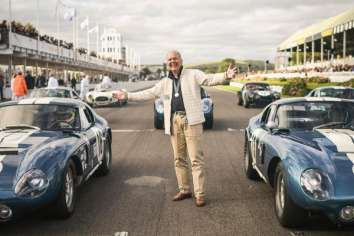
left=244, top=97, right=354, bottom=227
left=154, top=88, right=213, bottom=129
left=85, top=88, right=127, bottom=107
left=307, top=86, right=354, bottom=99
left=0, top=98, right=112, bottom=221
left=31, top=87, right=80, bottom=99
left=237, top=82, right=280, bottom=108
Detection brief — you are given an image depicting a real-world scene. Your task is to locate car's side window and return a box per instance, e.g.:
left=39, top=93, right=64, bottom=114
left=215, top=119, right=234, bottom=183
left=83, top=108, right=94, bottom=125
left=80, top=108, right=90, bottom=130
left=261, top=105, right=272, bottom=123
left=266, top=105, right=277, bottom=125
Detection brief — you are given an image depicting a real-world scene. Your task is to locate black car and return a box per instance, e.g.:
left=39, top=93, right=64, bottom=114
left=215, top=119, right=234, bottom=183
left=237, top=82, right=280, bottom=108
left=154, top=88, right=213, bottom=129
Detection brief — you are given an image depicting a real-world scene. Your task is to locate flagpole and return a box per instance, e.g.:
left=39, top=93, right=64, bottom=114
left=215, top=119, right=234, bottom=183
left=96, top=25, right=99, bottom=57
left=87, top=17, right=89, bottom=61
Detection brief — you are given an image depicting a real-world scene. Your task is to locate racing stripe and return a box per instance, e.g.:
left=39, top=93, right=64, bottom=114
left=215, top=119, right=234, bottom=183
left=18, top=98, right=36, bottom=104
left=0, top=155, right=5, bottom=173
left=0, top=130, right=37, bottom=148
left=317, top=129, right=354, bottom=166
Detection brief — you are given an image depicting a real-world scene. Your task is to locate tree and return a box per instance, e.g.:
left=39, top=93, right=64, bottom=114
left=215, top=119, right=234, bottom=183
left=218, top=58, right=236, bottom=73
left=140, top=67, right=152, bottom=78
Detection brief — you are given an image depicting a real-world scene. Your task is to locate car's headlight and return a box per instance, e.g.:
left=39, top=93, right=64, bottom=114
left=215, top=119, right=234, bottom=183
left=15, top=169, right=49, bottom=198
left=273, top=92, right=280, bottom=99
left=202, top=98, right=212, bottom=113
left=300, top=169, right=333, bottom=201
left=155, top=99, right=164, bottom=114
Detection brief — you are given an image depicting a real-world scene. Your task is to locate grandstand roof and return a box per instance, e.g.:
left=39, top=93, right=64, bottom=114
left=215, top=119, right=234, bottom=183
left=278, top=7, right=354, bottom=51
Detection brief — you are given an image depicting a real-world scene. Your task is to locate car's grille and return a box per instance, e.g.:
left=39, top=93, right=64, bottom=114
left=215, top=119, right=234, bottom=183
left=95, top=96, right=109, bottom=102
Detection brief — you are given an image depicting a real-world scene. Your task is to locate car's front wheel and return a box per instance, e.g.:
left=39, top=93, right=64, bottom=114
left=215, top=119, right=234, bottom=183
left=95, top=138, right=112, bottom=176
left=52, top=159, right=77, bottom=219
left=154, top=111, right=164, bottom=129
left=244, top=136, right=260, bottom=180
left=237, top=95, right=242, bottom=106
left=203, top=113, right=213, bottom=129
left=274, top=163, right=307, bottom=227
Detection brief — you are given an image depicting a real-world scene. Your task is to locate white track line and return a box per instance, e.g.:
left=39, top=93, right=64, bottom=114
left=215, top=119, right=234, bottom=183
left=112, top=129, right=155, bottom=133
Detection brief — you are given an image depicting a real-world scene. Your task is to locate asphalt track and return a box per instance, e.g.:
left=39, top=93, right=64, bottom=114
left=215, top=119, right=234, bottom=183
left=1, top=87, right=354, bottom=236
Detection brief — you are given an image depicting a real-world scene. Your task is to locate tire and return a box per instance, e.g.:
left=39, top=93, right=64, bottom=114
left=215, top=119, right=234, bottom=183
left=274, top=163, right=308, bottom=227
left=203, top=113, right=213, bottom=129
left=244, top=135, right=260, bottom=180
left=95, top=138, right=112, bottom=176
left=237, top=95, right=242, bottom=106
left=154, top=111, right=164, bottom=129
left=243, top=98, right=249, bottom=108
left=52, top=159, right=77, bottom=219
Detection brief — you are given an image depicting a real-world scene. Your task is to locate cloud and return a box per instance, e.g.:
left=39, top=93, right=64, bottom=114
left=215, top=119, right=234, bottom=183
left=1, top=0, right=353, bottom=64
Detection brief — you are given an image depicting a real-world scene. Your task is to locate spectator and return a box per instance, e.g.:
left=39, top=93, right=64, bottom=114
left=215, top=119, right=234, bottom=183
left=25, top=71, right=35, bottom=97
left=13, top=71, right=28, bottom=101
left=36, top=72, right=46, bottom=88
left=80, top=75, right=90, bottom=100
left=58, top=76, right=65, bottom=86
left=0, top=73, right=4, bottom=101
left=47, top=74, right=59, bottom=88
left=71, top=77, right=77, bottom=90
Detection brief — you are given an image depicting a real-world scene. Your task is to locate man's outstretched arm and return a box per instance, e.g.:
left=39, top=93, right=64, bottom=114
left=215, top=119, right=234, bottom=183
left=114, top=80, right=163, bottom=102
left=196, top=64, right=237, bottom=86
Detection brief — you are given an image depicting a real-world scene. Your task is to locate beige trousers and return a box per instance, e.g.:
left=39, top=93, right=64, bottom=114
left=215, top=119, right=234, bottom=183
left=170, top=113, right=205, bottom=197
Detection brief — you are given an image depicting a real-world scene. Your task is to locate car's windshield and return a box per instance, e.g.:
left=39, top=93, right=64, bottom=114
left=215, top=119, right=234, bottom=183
left=275, top=101, right=354, bottom=130
left=245, top=83, right=270, bottom=91
left=0, top=105, right=80, bottom=131
left=32, top=89, right=71, bottom=98
left=319, top=88, right=354, bottom=99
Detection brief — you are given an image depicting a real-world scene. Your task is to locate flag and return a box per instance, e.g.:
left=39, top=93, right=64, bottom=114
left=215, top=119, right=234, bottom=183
left=80, top=17, right=89, bottom=30
left=63, top=7, right=75, bottom=21
left=88, top=25, right=98, bottom=34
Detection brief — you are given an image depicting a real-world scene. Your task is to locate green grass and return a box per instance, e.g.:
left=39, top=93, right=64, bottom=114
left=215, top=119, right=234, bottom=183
left=215, top=85, right=240, bottom=92
left=215, top=79, right=341, bottom=97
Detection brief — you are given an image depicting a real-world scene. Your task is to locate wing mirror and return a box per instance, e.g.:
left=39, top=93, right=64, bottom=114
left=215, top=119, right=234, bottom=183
left=266, top=121, right=278, bottom=130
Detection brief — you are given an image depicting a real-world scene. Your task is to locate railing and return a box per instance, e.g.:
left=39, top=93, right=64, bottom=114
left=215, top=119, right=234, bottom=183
left=0, top=29, right=131, bottom=73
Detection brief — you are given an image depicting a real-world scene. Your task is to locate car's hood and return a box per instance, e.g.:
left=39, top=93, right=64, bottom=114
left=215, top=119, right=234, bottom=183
left=285, top=129, right=354, bottom=196
left=0, top=130, right=77, bottom=191
left=88, top=91, right=113, bottom=98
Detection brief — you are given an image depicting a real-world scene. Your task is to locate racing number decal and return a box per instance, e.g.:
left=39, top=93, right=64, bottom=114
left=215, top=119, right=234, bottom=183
left=91, top=127, right=104, bottom=162
left=250, top=128, right=266, bottom=165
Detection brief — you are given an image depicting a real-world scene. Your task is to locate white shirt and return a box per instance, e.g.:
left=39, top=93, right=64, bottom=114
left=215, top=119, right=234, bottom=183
left=80, top=78, right=90, bottom=99
left=47, top=77, right=59, bottom=88
left=101, top=76, right=112, bottom=89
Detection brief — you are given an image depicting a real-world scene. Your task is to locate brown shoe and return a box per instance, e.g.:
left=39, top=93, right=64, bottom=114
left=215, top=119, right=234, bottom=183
left=172, top=192, right=192, bottom=201
left=195, top=196, right=206, bottom=207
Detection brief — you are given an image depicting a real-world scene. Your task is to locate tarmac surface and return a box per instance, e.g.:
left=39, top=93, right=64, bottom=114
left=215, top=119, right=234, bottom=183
left=0, top=87, right=354, bottom=236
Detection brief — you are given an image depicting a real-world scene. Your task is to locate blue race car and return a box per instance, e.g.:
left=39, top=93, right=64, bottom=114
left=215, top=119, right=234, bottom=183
left=244, top=97, right=354, bottom=227
left=154, top=87, right=214, bottom=129
left=0, top=98, right=112, bottom=221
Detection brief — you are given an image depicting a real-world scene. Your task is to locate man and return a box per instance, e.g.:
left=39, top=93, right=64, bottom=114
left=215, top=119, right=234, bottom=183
left=36, top=72, right=46, bottom=88
left=0, top=72, right=4, bottom=101
left=71, top=77, right=77, bottom=90
left=25, top=71, right=35, bottom=97
left=80, top=75, right=90, bottom=100
left=13, top=71, right=28, bottom=101
left=47, top=74, right=59, bottom=88
left=115, top=50, right=236, bottom=207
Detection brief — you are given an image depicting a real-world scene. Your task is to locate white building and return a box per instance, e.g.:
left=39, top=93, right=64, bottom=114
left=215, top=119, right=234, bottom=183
left=99, top=28, right=123, bottom=63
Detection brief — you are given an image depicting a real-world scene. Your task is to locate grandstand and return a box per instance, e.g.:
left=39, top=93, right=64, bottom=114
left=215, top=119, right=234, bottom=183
left=276, top=7, right=354, bottom=71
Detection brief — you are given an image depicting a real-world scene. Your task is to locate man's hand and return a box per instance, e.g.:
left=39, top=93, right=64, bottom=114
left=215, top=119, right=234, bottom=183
left=226, top=64, right=237, bottom=79
left=113, top=89, right=127, bottom=101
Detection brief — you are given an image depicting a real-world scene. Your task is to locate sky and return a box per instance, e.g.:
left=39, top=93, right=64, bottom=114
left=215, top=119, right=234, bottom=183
left=1, top=0, right=354, bottom=64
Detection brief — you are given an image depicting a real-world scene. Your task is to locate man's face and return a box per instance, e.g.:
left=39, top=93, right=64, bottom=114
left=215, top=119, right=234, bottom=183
left=166, top=52, right=182, bottom=73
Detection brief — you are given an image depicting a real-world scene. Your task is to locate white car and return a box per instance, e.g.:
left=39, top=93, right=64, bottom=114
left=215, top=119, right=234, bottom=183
left=31, top=87, right=80, bottom=99
left=85, top=88, right=127, bottom=107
